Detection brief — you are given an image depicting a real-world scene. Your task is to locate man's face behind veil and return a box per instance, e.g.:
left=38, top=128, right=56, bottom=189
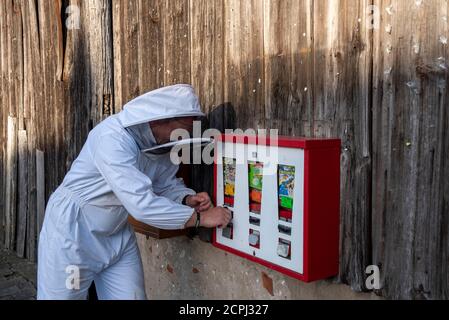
left=149, top=116, right=200, bottom=145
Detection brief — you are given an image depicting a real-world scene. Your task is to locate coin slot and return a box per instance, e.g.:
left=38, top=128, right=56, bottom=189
left=278, top=224, right=292, bottom=236
left=249, top=216, right=260, bottom=227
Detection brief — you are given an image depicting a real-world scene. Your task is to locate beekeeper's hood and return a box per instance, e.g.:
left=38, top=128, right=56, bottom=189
left=118, top=84, right=205, bottom=150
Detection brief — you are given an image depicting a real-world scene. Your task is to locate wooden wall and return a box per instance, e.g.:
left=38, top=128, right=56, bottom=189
left=0, top=0, right=448, bottom=299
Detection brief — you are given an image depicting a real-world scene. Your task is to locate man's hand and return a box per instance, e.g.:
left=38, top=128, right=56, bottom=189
left=200, top=207, right=232, bottom=229
left=185, top=192, right=212, bottom=212
left=184, top=206, right=232, bottom=229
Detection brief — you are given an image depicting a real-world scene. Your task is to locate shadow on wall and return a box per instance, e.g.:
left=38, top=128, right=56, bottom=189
left=191, top=103, right=236, bottom=243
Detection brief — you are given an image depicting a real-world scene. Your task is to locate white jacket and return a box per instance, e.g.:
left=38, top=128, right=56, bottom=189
left=60, top=84, right=205, bottom=234
left=37, top=85, right=205, bottom=299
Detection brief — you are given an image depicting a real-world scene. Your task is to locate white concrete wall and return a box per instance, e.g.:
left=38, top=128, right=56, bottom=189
left=137, top=235, right=381, bottom=300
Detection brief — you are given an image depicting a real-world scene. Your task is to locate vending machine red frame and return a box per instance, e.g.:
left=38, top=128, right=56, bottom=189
left=212, top=134, right=341, bottom=283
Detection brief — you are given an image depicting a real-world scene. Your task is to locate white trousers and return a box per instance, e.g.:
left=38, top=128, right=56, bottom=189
left=37, top=233, right=147, bottom=300
left=37, top=188, right=147, bottom=300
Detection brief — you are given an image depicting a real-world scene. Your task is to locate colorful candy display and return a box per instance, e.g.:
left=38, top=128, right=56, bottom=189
left=223, top=158, right=236, bottom=206
left=278, top=165, right=295, bottom=210
left=248, top=162, right=264, bottom=213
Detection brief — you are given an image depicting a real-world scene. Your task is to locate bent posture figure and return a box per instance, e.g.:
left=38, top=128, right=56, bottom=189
left=37, top=85, right=231, bottom=300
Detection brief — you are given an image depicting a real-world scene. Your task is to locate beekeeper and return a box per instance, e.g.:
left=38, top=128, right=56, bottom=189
left=37, top=84, right=232, bottom=300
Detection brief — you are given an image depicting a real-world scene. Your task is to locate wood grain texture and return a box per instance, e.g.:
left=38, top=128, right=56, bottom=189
left=16, top=130, right=28, bottom=258
left=118, top=0, right=140, bottom=103
left=0, top=0, right=448, bottom=299
left=0, top=0, right=6, bottom=246
left=264, top=0, right=313, bottom=136
left=312, top=0, right=373, bottom=291
left=223, top=0, right=265, bottom=129
left=112, top=0, right=124, bottom=111
left=5, top=116, right=17, bottom=250
left=64, top=0, right=114, bottom=170
left=137, top=0, right=164, bottom=93
left=372, top=0, right=449, bottom=299
left=36, top=150, right=45, bottom=238
left=36, top=0, right=60, bottom=196
left=190, top=0, right=224, bottom=114
left=22, top=0, right=38, bottom=262
left=163, top=0, right=191, bottom=85
left=113, top=0, right=164, bottom=105
left=26, top=123, right=36, bottom=262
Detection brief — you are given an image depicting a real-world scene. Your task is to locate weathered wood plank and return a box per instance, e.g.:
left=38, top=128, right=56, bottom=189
left=223, top=0, right=265, bottom=130
left=26, top=122, right=37, bottom=261
left=312, top=0, right=373, bottom=290
left=36, top=150, right=45, bottom=239
left=15, top=0, right=26, bottom=258
left=0, top=0, right=7, bottom=245
left=443, top=0, right=449, bottom=300
left=16, top=130, right=28, bottom=258
left=64, top=0, right=114, bottom=169
left=27, top=0, right=44, bottom=260
left=54, top=0, right=66, bottom=188
left=55, top=0, right=64, bottom=83
left=163, top=0, right=191, bottom=85
left=21, top=0, right=38, bottom=261
left=21, top=0, right=31, bottom=121
left=371, top=0, right=396, bottom=298
left=114, top=0, right=140, bottom=104
left=5, top=116, right=18, bottom=250
left=112, top=0, right=124, bottom=112
left=189, top=0, right=225, bottom=242
left=25, top=0, right=44, bottom=154
left=372, top=0, right=449, bottom=299
left=137, top=0, right=164, bottom=93
left=190, top=0, right=225, bottom=114
left=37, top=0, right=57, bottom=199
left=62, top=0, right=78, bottom=170
left=36, top=0, right=66, bottom=196
left=263, top=0, right=313, bottom=136
left=7, top=0, right=24, bottom=120
left=86, top=0, right=114, bottom=125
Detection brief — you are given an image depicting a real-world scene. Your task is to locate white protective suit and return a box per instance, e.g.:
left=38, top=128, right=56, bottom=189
left=37, top=84, right=204, bottom=300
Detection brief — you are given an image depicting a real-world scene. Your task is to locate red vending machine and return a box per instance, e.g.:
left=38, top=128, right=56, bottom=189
left=213, top=134, right=341, bottom=282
